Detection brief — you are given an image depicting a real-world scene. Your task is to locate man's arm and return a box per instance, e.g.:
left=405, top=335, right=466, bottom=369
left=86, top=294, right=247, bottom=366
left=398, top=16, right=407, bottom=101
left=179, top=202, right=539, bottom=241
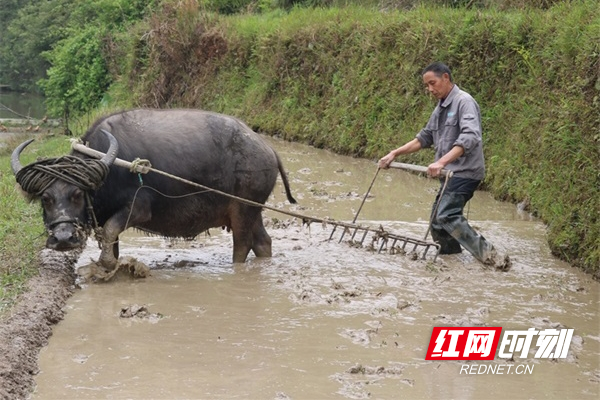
left=378, top=138, right=422, bottom=169
left=427, top=145, right=464, bottom=177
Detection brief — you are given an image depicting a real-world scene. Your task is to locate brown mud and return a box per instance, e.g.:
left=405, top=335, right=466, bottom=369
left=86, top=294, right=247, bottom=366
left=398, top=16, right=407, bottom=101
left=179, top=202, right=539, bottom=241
left=0, top=249, right=79, bottom=400
left=1, top=136, right=599, bottom=399
left=30, top=221, right=600, bottom=399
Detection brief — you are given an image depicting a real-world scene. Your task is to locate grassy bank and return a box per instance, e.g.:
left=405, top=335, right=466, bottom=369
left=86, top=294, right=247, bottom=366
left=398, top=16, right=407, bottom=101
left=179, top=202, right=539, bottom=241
left=0, top=134, right=70, bottom=313
left=105, top=1, right=598, bottom=274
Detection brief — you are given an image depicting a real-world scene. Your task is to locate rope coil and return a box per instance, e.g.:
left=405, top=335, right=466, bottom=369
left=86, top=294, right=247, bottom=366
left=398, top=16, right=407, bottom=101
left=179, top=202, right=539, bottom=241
left=15, top=156, right=109, bottom=197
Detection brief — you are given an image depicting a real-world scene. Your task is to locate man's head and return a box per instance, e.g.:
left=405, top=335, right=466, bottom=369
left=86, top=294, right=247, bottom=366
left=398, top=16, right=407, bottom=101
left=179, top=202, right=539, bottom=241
left=422, top=62, right=454, bottom=100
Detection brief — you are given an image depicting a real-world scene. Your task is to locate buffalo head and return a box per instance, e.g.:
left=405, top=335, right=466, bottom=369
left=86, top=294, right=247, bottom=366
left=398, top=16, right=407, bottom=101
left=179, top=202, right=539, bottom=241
left=12, top=130, right=119, bottom=251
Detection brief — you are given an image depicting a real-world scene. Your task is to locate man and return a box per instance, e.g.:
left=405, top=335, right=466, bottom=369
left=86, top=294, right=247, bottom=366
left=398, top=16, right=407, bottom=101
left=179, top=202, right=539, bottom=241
left=378, top=62, right=510, bottom=270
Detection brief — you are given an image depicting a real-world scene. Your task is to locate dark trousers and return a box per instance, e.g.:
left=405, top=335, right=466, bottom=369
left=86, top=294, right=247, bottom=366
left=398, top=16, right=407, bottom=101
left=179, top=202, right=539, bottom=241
left=430, top=178, right=496, bottom=263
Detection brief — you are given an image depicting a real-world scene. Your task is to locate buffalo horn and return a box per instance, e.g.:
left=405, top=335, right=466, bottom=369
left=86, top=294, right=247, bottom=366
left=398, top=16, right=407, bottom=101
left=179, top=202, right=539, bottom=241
left=10, top=139, right=35, bottom=175
left=99, top=129, right=119, bottom=167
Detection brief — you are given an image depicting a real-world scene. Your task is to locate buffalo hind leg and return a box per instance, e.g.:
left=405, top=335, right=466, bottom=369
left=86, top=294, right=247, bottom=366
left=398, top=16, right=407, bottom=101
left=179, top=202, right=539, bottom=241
left=251, top=217, right=272, bottom=258
left=231, top=231, right=253, bottom=264
left=230, top=204, right=265, bottom=263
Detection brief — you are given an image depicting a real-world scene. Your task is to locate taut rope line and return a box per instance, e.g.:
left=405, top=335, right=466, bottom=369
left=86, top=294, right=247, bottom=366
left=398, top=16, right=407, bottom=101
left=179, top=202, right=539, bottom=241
left=69, top=140, right=441, bottom=259
left=0, top=101, right=35, bottom=120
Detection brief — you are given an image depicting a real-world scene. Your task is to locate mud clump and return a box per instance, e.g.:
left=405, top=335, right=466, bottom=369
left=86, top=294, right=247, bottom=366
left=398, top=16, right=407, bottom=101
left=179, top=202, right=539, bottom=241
left=0, top=248, right=79, bottom=400
left=76, top=256, right=150, bottom=282
left=119, top=304, right=164, bottom=322
left=347, top=364, right=404, bottom=376
left=120, top=304, right=151, bottom=318
left=334, top=363, right=409, bottom=399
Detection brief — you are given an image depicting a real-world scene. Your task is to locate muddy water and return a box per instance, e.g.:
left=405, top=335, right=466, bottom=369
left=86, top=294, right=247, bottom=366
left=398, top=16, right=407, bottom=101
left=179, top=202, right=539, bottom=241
left=33, top=137, right=599, bottom=399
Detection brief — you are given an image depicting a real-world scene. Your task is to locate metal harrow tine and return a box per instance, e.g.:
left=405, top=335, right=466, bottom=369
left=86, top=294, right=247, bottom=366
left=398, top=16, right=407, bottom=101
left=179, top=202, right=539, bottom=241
left=324, top=218, right=440, bottom=261
left=359, top=229, right=369, bottom=245
left=338, top=226, right=351, bottom=243
left=350, top=227, right=360, bottom=241
left=378, top=238, right=387, bottom=253
left=328, top=225, right=338, bottom=241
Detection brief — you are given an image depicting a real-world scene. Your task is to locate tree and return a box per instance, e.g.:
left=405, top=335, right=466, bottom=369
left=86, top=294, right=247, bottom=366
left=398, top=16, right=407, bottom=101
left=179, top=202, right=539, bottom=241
left=38, top=0, right=159, bottom=119
left=0, top=0, right=71, bottom=91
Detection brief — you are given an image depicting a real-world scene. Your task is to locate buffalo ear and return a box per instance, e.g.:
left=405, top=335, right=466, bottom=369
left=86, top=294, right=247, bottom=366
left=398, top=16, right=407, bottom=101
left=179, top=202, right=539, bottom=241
left=14, top=183, right=37, bottom=203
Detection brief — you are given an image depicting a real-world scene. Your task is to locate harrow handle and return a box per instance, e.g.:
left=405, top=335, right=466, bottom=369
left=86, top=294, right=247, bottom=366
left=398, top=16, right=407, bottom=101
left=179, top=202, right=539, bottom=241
left=72, top=142, right=151, bottom=174
left=388, top=162, right=453, bottom=179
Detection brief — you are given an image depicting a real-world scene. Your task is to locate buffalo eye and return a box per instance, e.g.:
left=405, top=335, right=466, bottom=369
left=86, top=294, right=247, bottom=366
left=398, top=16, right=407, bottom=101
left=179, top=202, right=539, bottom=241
left=41, top=193, right=54, bottom=208
left=71, top=189, right=84, bottom=205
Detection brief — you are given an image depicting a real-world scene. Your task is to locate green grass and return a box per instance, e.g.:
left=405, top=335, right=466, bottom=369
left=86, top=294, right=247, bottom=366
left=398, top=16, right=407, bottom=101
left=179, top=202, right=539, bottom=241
left=31, top=0, right=599, bottom=276
left=126, top=1, right=599, bottom=274
left=0, top=133, right=72, bottom=314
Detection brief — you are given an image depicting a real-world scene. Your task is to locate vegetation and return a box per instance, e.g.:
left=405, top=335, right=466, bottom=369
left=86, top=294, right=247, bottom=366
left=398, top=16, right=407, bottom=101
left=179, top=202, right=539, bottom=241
left=0, top=0, right=158, bottom=110
left=111, top=1, right=598, bottom=274
left=0, top=134, right=70, bottom=313
left=0, top=164, right=41, bottom=314
left=0, top=0, right=598, bottom=282
left=0, top=0, right=69, bottom=93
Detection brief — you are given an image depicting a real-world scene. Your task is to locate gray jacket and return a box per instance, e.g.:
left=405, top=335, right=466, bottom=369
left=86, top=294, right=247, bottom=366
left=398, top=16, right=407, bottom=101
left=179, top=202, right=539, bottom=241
left=416, top=85, right=485, bottom=181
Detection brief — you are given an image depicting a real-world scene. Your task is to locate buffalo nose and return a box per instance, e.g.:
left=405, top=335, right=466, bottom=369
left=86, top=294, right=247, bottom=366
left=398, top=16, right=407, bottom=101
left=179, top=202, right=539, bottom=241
left=46, top=223, right=82, bottom=250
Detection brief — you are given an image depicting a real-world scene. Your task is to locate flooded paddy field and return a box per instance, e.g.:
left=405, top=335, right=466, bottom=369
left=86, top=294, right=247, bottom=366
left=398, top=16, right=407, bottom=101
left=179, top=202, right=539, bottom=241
left=31, top=137, right=599, bottom=399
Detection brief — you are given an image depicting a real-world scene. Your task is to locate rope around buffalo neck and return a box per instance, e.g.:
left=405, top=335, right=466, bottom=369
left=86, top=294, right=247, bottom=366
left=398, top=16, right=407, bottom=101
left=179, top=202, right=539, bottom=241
left=15, top=155, right=109, bottom=197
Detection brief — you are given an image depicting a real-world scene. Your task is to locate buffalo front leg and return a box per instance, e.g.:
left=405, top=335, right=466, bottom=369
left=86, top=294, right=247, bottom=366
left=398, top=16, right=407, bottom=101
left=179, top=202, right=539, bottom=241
left=97, top=214, right=125, bottom=272
left=98, top=201, right=151, bottom=272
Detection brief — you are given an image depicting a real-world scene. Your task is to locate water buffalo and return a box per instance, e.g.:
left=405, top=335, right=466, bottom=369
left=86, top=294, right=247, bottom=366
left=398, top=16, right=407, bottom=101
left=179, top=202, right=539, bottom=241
left=12, top=109, right=296, bottom=270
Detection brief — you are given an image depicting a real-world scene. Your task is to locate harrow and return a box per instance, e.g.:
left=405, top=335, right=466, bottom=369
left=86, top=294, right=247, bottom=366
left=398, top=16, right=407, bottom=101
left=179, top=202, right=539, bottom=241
left=325, top=219, right=441, bottom=261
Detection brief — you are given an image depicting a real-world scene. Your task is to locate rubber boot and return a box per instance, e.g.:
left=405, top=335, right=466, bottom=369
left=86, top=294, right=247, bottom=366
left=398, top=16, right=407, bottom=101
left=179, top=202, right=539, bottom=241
left=433, top=192, right=511, bottom=270
left=430, top=192, right=463, bottom=254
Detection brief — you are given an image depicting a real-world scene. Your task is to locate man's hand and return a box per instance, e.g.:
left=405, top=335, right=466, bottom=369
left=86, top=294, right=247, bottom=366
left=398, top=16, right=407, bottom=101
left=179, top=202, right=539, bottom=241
left=379, top=139, right=423, bottom=169
left=429, top=145, right=464, bottom=177
left=378, top=152, right=396, bottom=169
left=427, top=161, right=445, bottom=177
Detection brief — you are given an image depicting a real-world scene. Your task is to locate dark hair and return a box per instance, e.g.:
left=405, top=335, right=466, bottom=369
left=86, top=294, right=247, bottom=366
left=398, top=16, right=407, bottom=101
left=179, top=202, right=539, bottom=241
left=422, top=62, right=452, bottom=82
